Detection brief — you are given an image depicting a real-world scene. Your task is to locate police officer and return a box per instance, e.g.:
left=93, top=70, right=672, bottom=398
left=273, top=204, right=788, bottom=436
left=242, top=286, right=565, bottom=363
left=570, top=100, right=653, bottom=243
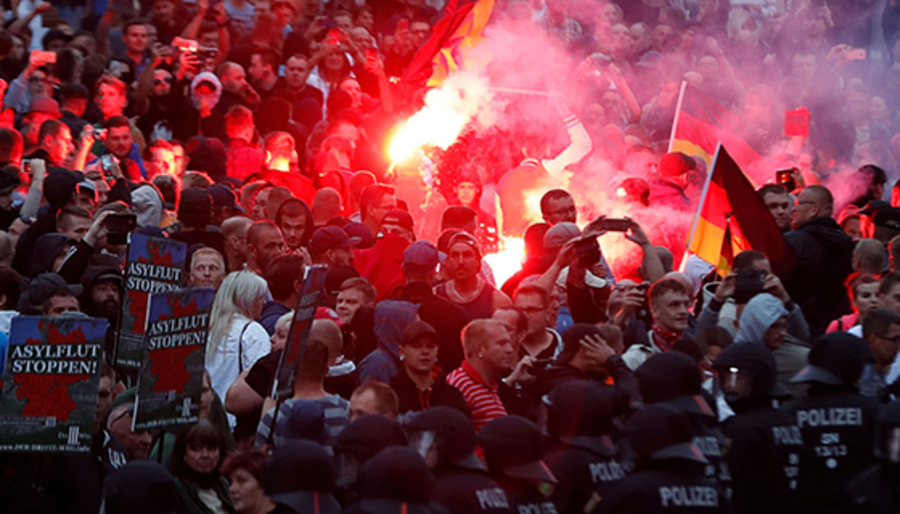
left=406, top=406, right=511, bottom=513
left=344, top=446, right=443, bottom=514
left=850, top=399, right=900, bottom=513
left=479, top=416, right=559, bottom=514
left=713, top=342, right=803, bottom=514
left=333, top=415, right=408, bottom=506
left=636, top=352, right=732, bottom=498
left=785, top=332, right=883, bottom=514
left=593, top=404, right=729, bottom=513
left=543, top=380, right=626, bottom=513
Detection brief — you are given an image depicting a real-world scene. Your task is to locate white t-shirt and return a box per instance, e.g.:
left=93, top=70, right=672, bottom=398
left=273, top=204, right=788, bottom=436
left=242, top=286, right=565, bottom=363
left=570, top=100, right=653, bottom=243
left=207, top=315, right=270, bottom=411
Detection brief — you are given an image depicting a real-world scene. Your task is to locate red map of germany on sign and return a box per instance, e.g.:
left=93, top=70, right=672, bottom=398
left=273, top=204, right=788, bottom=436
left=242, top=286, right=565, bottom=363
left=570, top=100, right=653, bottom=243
left=16, top=323, right=88, bottom=420
left=149, top=299, right=201, bottom=393
left=128, top=244, right=176, bottom=336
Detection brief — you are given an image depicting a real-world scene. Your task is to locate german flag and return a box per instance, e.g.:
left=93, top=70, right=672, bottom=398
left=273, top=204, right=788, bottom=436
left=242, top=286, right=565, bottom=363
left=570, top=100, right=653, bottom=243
left=399, top=0, right=494, bottom=90
left=687, top=145, right=796, bottom=276
left=669, top=82, right=763, bottom=183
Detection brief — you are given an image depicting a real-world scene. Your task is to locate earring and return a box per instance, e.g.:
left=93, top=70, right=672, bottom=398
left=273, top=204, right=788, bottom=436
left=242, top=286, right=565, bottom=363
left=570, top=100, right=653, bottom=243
left=478, top=353, right=484, bottom=359
left=399, top=355, right=405, bottom=361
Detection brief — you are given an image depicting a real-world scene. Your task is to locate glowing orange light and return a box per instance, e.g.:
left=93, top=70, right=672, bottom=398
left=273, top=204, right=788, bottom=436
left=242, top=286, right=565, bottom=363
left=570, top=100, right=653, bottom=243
left=484, top=237, right=525, bottom=287
left=616, top=187, right=626, bottom=197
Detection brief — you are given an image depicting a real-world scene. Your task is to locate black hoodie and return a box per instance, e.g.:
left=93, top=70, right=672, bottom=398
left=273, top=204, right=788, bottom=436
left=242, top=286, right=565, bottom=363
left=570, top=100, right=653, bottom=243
left=390, top=367, right=470, bottom=419
left=783, top=216, right=854, bottom=339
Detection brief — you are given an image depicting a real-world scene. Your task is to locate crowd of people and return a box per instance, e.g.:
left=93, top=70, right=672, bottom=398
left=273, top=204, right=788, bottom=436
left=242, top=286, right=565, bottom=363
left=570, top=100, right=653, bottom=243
left=3, top=0, right=900, bottom=512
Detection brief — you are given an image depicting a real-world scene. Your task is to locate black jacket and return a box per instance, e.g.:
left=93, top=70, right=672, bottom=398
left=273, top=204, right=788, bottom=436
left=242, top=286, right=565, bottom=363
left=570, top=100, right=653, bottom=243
left=432, top=466, right=511, bottom=514
left=531, top=356, right=638, bottom=415
left=721, top=399, right=804, bottom=514
left=398, top=282, right=469, bottom=374
left=849, top=463, right=900, bottom=514
left=544, top=436, right=625, bottom=514
left=784, top=386, right=884, bottom=514
left=594, top=460, right=729, bottom=514
left=783, top=216, right=854, bottom=338
left=390, top=367, right=470, bottom=418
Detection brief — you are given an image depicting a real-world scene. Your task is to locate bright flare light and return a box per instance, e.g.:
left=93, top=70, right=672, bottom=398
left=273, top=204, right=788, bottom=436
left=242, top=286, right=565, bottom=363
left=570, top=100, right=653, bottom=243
left=484, top=237, right=526, bottom=287
left=388, top=73, right=492, bottom=163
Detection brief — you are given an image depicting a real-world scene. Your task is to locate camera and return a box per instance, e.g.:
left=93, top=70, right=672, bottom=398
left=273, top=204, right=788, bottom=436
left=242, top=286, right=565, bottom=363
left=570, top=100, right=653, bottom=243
left=734, top=269, right=767, bottom=304
left=574, top=238, right=601, bottom=267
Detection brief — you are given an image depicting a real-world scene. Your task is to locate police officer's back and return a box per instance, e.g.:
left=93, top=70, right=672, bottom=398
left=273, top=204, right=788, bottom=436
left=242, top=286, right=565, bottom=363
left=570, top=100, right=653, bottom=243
left=713, top=342, right=803, bottom=514
left=785, top=332, right=883, bottom=514
left=333, top=415, right=408, bottom=506
left=406, top=407, right=511, bottom=514
left=593, top=404, right=729, bottom=514
left=342, top=446, right=445, bottom=514
left=636, top=353, right=732, bottom=497
left=543, top=381, right=626, bottom=513
left=479, top=416, right=559, bottom=514
left=849, top=399, right=900, bottom=513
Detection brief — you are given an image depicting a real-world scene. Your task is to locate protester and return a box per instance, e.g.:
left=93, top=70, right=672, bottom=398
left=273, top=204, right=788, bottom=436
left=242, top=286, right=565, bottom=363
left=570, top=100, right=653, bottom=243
left=170, top=419, right=234, bottom=514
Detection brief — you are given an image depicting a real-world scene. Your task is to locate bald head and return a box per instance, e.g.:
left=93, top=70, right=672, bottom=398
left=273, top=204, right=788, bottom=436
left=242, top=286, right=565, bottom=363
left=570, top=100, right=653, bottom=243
left=854, top=238, right=887, bottom=275
left=247, top=220, right=281, bottom=247
left=221, top=215, right=253, bottom=240
left=309, top=319, right=342, bottom=365
left=312, top=187, right=343, bottom=225
left=803, top=185, right=834, bottom=214
left=794, top=185, right=834, bottom=227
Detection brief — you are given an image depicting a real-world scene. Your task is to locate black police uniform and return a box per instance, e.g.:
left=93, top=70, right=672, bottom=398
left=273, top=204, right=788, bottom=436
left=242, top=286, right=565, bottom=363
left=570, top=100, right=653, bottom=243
left=784, top=333, right=883, bottom=514
left=636, top=352, right=733, bottom=499
left=714, top=342, right=804, bottom=514
left=479, top=416, right=560, bottom=514
left=592, top=404, right=729, bottom=514
left=342, top=446, right=446, bottom=514
left=543, top=381, right=627, bottom=513
left=405, top=407, right=511, bottom=514
left=849, top=399, right=900, bottom=513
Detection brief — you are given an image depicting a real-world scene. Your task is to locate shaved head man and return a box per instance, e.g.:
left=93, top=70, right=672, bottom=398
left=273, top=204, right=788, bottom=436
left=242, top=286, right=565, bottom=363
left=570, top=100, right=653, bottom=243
left=312, top=187, right=343, bottom=226
left=792, top=185, right=834, bottom=229
left=221, top=216, right=253, bottom=271
left=246, top=220, right=286, bottom=274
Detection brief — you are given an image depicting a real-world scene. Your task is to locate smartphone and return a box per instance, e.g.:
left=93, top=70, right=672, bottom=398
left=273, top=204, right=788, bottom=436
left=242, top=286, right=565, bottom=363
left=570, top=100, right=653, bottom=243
left=326, top=29, right=341, bottom=46
left=847, top=48, right=867, bottom=61
left=106, top=213, right=136, bottom=245
left=101, top=154, right=113, bottom=173
left=35, top=50, right=57, bottom=64
left=22, top=160, right=32, bottom=176
left=599, top=218, right=630, bottom=232
left=93, top=127, right=108, bottom=140
left=776, top=168, right=796, bottom=193
left=574, top=238, right=601, bottom=267
left=173, top=37, right=199, bottom=54
left=734, top=269, right=767, bottom=304
left=198, top=47, right=219, bottom=61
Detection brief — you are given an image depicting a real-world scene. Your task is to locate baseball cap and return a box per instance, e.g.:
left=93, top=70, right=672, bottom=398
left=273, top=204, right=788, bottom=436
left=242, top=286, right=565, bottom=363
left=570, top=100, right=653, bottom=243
left=207, top=184, right=245, bottom=214
left=309, top=226, right=360, bottom=255
left=381, top=209, right=414, bottom=231
left=479, top=416, right=557, bottom=484
left=179, top=188, right=213, bottom=213
left=625, top=403, right=708, bottom=463
left=873, top=207, right=900, bottom=230
left=342, top=222, right=374, bottom=249
left=19, top=273, right=83, bottom=314
left=28, top=96, right=62, bottom=117
left=324, top=264, right=360, bottom=295
left=400, top=320, right=437, bottom=347
left=792, top=332, right=874, bottom=386
left=103, top=461, right=178, bottom=514
left=543, top=222, right=580, bottom=250
left=402, top=240, right=441, bottom=273
left=659, top=152, right=697, bottom=178
left=447, top=231, right=481, bottom=258
left=0, top=169, right=20, bottom=193
left=43, top=171, right=80, bottom=209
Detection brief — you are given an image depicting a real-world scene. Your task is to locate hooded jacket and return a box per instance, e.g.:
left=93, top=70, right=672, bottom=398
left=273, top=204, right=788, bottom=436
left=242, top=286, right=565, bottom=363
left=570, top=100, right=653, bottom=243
left=353, top=233, right=410, bottom=303
left=784, top=216, right=854, bottom=339
left=30, top=233, right=73, bottom=277
left=734, top=293, right=809, bottom=343
left=390, top=366, right=470, bottom=418
left=357, top=301, right=419, bottom=383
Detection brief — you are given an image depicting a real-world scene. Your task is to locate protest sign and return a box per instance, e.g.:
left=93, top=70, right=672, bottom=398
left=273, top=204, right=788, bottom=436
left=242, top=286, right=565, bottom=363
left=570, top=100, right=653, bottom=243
left=272, top=265, right=327, bottom=399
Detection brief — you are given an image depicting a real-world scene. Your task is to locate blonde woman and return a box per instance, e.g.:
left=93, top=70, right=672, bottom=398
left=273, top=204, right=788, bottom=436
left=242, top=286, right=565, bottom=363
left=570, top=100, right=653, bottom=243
left=206, top=271, right=271, bottom=413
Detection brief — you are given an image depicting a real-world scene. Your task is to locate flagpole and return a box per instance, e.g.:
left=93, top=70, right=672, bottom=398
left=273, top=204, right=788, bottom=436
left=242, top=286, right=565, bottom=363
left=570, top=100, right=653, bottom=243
left=667, top=80, right=689, bottom=154
left=682, top=143, right=723, bottom=270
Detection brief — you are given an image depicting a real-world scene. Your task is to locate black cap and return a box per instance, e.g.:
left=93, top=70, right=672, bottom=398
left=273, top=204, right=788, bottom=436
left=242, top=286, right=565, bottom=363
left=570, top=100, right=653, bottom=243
left=381, top=209, right=414, bottom=231
left=342, top=222, right=375, bottom=249
left=792, top=332, right=874, bottom=386
left=625, top=403, right=708, bottom=463
left=479, top=415, right=557, bottom=484
left=262, top=441, right=335, bottom=498
left=186, top=136, right=227, bottom=177
left=545, top=380, right=617, bottom=452
left=207, top=184, right=245, bottom=213
left=44, top=171, right=80, bottom=209
left=447, top=231, right=481, bottom=258
left=334, top=415, right=407, bottom=465
left=555, top=323, right=604, bottom=365
left=405, top=406, right=483, bottom=470
left=324, top=264, right=360, bottom=295
left=400, top=320, right=438, bottom=347
left=713, top=342, right=790, bottom=399
left=636, top=352, right=714, bottom=416
left=103, top=460, right=178, bottom=514
left=19, top=273, right=83, bottom=314
left=357, top=446, right=434, bottom=504
left=179, top=188, right=212, bottom=213
left=309, top=226, right=360, bottom=255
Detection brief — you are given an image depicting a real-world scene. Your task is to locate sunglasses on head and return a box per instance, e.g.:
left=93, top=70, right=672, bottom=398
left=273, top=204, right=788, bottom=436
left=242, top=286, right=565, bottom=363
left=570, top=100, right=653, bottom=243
left=153, top=76, right=173, bottom=86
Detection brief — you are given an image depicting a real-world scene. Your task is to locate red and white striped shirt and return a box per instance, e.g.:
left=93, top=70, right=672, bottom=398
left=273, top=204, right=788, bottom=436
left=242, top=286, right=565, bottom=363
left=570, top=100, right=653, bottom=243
left=447, top=361, right=507, bottom=431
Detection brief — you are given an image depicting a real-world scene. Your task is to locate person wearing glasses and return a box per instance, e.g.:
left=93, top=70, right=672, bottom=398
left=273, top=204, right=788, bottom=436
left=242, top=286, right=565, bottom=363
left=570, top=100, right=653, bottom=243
left=861, top=309, right=900, bottom=402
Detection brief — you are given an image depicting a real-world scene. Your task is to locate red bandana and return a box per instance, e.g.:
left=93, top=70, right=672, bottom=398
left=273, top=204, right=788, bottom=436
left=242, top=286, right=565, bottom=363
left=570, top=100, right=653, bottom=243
left=651, top=326, right=682, bottom=352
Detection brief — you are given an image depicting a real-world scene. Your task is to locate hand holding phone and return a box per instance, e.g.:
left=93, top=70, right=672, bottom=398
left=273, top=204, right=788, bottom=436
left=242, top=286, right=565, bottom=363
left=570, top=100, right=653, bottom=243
left=776, top=168, right=797, bottom=193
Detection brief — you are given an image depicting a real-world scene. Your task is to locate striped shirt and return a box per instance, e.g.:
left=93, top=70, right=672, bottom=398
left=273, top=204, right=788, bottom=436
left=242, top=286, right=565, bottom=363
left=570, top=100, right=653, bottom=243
left=447, top=361, right=507, bottom=431
left=255, top=395, right=350, bottom=455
